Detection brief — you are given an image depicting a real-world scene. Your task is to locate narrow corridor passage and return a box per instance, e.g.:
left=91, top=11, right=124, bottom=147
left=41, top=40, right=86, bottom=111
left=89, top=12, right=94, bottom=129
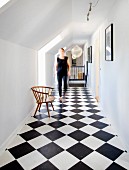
left=0, top=87, right=128, bottom=169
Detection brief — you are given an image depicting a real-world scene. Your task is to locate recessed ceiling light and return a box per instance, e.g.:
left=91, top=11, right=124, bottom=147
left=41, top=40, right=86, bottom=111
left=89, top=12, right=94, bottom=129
left=0, top=0, right=10, bottom=9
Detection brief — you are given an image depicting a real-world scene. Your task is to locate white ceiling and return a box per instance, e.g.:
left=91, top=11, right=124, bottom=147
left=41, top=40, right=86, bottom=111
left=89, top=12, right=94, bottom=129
left=0, top=0, right=116, bottom=53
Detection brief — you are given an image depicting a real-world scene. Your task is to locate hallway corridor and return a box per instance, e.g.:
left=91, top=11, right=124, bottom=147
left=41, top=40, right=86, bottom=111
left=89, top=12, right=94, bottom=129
left=0, top=87, right=128, bottom=169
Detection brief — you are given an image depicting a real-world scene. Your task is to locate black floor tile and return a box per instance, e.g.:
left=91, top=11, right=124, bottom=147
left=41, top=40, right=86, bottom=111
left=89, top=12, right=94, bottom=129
left=54, top=103, right=67, bottom=108
left=93, top=130, right=115, bottom=142
left=1, top=160, right=24, bottom=170
left=67, top=143, right=93, bottom=160
left=69, top=161, right=93, bottom=170
left=88, top=114, right=104, bottom=120
left=38, top=142, right=63, bottom=159
left=19, top=130, right=41, bottom=141
left=70, top=121, right=86, bottom=129
left=32, top=161, right=58, bottom=170
left=54, top=109, right=68, bottom=113
left=9, top=142, right=35, bottom=159
left=48, top=121, right=66, bottom=129
left=70, top=114, right=85, bottom=120
left=106, top=162, right=127, bottom=170
left=44, top=130, right=65, bottom=141
left=34, top=113, right=48, bottom=120
left=71, top=97, right=81, bottom=100
left=71, top=109, right=84, bottom=113
left=106, top=162, right=126, bottom=170
left=86, top=104, right=98, bottom=108
left=86, top=97, right=94, bottom=100
left=27, top=121, right=45, bottom=128
left=72, top=104, right=82, bottom=108
left=68, top=130, right=89, bottom=141
left=90, top=121, right=108, bottom=129
left=87, top=109, right=100, bottom=113
left=52, top=114, right=67, bottom=120
left=96, top=143, right=124, bottom=161
left=85, top=101, right=96, bottom=103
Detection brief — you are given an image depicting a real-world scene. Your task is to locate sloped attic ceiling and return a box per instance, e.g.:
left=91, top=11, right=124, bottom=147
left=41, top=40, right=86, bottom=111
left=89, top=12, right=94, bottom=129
left=0, top=0, right=116, bottom=51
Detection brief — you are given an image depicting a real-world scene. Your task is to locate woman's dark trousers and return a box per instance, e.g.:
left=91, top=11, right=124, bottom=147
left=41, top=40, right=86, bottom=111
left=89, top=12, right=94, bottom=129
left=57, top=74, right=67, bottom=97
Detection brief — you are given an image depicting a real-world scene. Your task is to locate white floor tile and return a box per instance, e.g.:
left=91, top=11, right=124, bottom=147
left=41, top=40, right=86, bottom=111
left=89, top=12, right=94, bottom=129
left=7, top=135, right=26, bottom=149
left=63, top=106, right=75, bottom=110
left=77, top=99, right=88, bottom=102
left=44, top=111, right=58, bottom=116
left=115, top=152, right=129, bottom=169
left=78, top=106, right=90, bottom=110
left=66, top=99, right=76, bottom=102
left=18, top=150, right=46, bottom=170
left=89, top=99, right=97, bottom=102
left=0, top=150, right=15, bottom=167
left=99, top=117, right=110, bottom=125
left=50, top=151, right=79, bottom=170
left=58, top=125, right=76, bottom=134
left=28, top=135, right=51, bottom=149
left=25, top=117, right=37, bottom=124
left=79, top=102, right=89, bottom=106
left=54, top=136, right=78, bottom=149
left=53, top=106, right=60, bottom=110
left=60, top=117, right=76, bottom=124
left=80, top=117, right=96, bottom=124
left=53, top=102, right=61, bottom=105
left=64, top=102, right=75, bottom=106
left=93, top=107, right=101, bottom=110
left=41, top=117, right=57, bottom=124
left=78, top=111, right=93, bottom=117
left=36, top=125, right=55, bottom=134
left=82, top=151, right=112, bottom=170
left=62, top=111, right=76, bottom=116
left=19, top=125, right=33, bottom=134
left=80, top=125, right=99, bottom=135
left=103, top=125, right=117, bottom=135
left=81, top=136, right=105, bottom=150
left=77, top=96, right=86, bottom=99
left=108, top=136, right=126, bottom=151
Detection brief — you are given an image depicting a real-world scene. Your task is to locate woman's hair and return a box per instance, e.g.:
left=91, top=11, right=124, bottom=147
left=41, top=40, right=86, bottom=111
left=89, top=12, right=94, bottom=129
left=60, top=48, right=64, bottom=51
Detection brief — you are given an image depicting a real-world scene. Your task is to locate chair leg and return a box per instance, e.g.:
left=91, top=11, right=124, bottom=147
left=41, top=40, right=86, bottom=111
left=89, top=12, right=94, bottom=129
left=46, top=102, right=50, bottom=117
left=38, top=103, right=42, bottom=112
left=51, top=102, right=54, bottom=111
left=34, top=104, right=40, bottom=116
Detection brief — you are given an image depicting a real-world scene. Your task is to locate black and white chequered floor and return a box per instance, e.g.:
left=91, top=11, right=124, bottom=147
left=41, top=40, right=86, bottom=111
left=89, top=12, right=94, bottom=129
left=0, top=87, right=129, bottom=169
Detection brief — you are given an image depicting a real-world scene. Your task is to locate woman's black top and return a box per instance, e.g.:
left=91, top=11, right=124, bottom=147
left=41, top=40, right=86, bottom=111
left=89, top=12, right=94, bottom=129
left=57, top=56, right=68, bottom=76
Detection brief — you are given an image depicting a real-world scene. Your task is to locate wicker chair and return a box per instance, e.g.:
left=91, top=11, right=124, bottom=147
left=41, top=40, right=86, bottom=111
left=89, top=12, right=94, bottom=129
left=31, top=86, right=55, bottom=117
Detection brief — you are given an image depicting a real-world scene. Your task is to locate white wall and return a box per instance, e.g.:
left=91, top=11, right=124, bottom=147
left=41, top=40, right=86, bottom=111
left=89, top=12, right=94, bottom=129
left=0, top=39, right=37, bottom=149
left=38, top=50, right=46, bottom=85
left=76, top=55, right=82, bottom=66
left=87, top=30, right=101, bottom=98
left=45, top=52, right=55, bottom=87
left=86, top=0, right=129, bottom=151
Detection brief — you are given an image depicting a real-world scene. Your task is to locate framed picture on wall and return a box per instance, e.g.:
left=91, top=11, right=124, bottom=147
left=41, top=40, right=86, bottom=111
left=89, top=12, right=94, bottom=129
left=88, top=46, right=92, bottom=63
left=105, top=23, right=113, bottom=61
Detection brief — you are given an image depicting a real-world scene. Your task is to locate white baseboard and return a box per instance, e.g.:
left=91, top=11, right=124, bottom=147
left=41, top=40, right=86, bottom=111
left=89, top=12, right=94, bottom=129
left=0, top=107, right=35, bottom=156
left=99, top=102, right=129, bottom=153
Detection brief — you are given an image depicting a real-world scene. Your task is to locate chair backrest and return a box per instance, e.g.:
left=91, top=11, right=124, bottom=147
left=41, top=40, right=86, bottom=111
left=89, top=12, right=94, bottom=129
left=31, top=86, right=53, bottom=103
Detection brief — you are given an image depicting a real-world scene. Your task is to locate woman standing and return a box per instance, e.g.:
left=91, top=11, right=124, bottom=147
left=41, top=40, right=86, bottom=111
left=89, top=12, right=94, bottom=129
left=55, top=48, right=70, bottom=101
